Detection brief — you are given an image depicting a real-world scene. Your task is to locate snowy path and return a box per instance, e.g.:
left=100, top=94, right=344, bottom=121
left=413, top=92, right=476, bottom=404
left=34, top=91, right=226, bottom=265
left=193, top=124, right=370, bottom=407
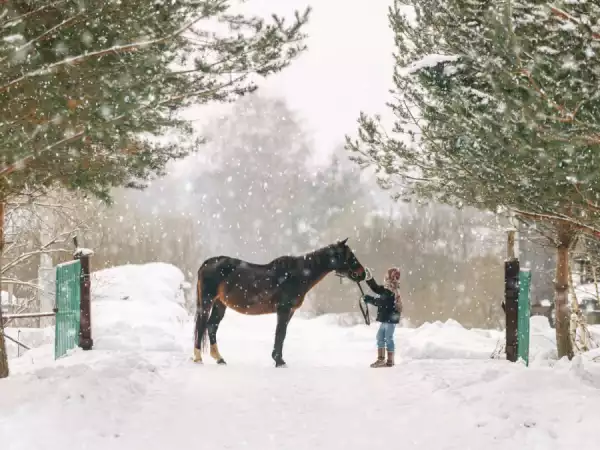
left=3, top=311, right=600, bottom=450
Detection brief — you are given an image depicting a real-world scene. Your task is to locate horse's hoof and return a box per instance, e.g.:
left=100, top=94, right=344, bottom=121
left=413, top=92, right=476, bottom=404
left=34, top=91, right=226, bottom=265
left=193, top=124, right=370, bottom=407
left=275, top=360, right=287, bottom=368
left=192, top=348, right=203, bottom=363
left=216, top=359, right=227, bottom=365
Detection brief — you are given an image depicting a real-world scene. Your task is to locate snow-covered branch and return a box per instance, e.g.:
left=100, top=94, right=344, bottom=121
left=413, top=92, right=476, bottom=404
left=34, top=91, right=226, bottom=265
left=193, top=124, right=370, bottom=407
left=0, top=129, right=85, bottom=177
left=512, top=208, right=600, bottom=237
left=0, top=11, right=84, bottom=64
left=0, top=1, right=66, bottom=28
left=550, top=6, right=600, bottom=41
left=0, top=13, right=209, bottom=94
left=2, top=247, right=72, bottom=275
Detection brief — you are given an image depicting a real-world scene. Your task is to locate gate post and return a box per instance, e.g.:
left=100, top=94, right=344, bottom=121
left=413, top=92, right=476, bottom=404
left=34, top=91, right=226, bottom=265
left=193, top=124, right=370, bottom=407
left=74, top=244, right=93, bottom=351
left=504, top=259, right=520, bottom=362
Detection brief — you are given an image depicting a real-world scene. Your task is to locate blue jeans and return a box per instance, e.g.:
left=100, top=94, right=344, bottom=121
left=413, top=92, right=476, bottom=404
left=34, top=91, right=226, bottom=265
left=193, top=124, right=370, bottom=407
left=376, top=322, right=396, bottom=352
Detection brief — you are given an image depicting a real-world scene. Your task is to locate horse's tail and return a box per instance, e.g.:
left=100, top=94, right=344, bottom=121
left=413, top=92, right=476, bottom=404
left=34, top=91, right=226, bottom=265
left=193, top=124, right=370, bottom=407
left=194, top=272, right=210, bottom=355
left=194, top=256, right=237, bottom=355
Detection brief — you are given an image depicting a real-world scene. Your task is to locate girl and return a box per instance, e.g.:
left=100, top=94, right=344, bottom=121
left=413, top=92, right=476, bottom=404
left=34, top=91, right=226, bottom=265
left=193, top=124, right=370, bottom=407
left=363, top=267, right=402, bottom=368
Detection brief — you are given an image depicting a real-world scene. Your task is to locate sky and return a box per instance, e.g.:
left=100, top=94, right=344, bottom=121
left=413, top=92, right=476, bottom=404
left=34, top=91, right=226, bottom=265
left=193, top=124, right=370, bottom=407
left=179, top=0, right=396, bottom=168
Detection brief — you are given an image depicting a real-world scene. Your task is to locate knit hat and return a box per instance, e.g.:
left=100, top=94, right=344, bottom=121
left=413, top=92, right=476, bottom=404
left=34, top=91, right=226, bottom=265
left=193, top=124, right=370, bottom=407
left=384, top=267, right=402, bottom=312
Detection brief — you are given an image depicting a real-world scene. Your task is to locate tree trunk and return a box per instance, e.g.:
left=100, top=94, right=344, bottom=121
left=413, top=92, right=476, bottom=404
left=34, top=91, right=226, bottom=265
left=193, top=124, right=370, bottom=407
left=39, top=206, right=54, bottom=328
left=555, top=224, right=574, bottom=360
left=0, top=200, right=10, bottom=378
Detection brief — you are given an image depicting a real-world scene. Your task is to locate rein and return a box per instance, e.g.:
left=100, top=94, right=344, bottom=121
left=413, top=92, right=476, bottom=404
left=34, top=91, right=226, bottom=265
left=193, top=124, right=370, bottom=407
left=335, top=273, right=371, bottom=326
left=355, top=281, right=371, bottom=326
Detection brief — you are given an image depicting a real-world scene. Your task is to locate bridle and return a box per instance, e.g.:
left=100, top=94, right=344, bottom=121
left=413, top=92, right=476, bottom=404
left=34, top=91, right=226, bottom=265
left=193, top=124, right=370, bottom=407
left=332, top=247, right=370, bottom=325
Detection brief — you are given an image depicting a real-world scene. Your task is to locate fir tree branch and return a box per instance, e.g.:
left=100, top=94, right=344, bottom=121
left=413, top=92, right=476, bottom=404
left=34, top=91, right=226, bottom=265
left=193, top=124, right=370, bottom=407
left=513, top=208, right=600, bottom=237
left=550, top=6, right=600, bottom=40
left=0, top=76, right=238, bottom=178
left=519, top=68, right=570, bottom=120
left=0, top=130, right=85, bottom=178
left=0, top=12, right=85, bottom=64
left=573, top=183, right=600, bottom=214
left=0, top=1, right=66, bottom=28
left=0, top=14, right=208, bottom=93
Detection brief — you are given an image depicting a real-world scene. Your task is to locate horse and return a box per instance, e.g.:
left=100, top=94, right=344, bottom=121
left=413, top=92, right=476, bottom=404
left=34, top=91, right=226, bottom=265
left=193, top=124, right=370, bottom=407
left=192, top=238, right=366, bottom=367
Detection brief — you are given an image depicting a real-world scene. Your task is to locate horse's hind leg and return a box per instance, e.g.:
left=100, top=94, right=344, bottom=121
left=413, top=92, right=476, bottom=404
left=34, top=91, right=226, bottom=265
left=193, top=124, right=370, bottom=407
left=207, top=299, right=227, bottom=365
left=193, top=275, right=218, bottom=363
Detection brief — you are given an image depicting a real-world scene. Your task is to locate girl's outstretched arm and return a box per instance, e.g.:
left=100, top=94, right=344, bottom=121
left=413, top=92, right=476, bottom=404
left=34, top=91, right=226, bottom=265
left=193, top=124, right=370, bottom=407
left=366, top=277, right=387, bottom=295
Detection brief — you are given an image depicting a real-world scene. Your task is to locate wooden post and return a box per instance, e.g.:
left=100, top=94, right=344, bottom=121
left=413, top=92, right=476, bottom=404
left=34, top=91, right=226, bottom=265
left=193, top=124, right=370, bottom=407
left=503, top=226, right=520, bottom=362
left=505, top=258, right=520, bottom=362
left=507, top=229, right=516, bottom=260
left=74, top=243, right=93, bottom=351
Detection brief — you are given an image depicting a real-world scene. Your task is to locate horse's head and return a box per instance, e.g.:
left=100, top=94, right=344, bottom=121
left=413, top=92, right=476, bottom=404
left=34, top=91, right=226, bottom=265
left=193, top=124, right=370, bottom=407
left=328, top=238, right=366, bottom=282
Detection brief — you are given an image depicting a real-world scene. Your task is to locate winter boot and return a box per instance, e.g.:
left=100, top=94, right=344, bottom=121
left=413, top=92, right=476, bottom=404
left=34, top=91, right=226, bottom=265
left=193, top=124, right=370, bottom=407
left=386, top=351, right=395, bottom=367
left=370, top=348, right=386, bottom=368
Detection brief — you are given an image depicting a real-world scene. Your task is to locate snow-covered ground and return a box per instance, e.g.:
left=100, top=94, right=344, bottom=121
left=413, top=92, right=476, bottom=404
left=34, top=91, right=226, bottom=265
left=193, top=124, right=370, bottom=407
left=3, top=263, right=600, bottom=449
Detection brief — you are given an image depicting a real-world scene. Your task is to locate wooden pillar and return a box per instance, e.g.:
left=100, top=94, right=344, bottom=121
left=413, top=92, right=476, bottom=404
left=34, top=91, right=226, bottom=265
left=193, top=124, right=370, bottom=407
left=507, top=229, right=516, bottom=260
left=503, top=225, right=521, bottom=362
left=505, top=259, right=520, bottom=362
left=74, top=243, right=93, bottom=351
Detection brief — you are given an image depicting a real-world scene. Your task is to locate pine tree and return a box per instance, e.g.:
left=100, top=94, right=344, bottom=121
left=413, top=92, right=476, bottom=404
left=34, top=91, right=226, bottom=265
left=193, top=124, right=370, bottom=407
left=0, top=0, right=310, bottom=201
left=346, top=0, right=600, bottom=358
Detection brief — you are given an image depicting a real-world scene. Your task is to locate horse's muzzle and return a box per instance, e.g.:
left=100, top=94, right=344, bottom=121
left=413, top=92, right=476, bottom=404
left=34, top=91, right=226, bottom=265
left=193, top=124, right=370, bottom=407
left=348, top=266, right=366, bottom=282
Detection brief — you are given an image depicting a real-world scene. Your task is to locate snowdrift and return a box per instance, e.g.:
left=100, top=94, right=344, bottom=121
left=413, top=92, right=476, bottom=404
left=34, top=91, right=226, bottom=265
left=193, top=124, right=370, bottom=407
left=6, top=262, right=190, bottom=371
left=90, top=262, right=189, bottom=352
left=4, top=326, right=54, bottom=359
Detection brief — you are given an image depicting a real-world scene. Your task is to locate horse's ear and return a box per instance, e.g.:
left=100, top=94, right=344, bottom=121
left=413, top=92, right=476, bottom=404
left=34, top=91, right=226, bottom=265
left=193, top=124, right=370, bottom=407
left=340, top=237, right=348, bottom=245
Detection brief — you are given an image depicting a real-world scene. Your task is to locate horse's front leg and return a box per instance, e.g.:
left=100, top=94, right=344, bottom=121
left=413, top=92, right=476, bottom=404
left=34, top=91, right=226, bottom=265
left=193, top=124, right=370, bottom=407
left=272, top=306, right=294, bottom=368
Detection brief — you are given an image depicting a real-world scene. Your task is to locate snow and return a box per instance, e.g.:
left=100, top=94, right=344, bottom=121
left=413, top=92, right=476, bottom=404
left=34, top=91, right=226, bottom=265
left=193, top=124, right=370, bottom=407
left=89, top=262, right=189, bottom=352
left=4, top=326, right=53, bottom=359
left=3, top=262, right=600, bottom=449
left=74, top=247, right=94, bottom=256
left=398, top=54, right=460, bottom=76
left=0, top=290, right=21, bottom=306
left=571, top=282, right=600, bottom=303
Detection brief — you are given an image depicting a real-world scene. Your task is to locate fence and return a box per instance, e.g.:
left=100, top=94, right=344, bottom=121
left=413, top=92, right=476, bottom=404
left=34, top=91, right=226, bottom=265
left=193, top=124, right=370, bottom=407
left=2, top=246, right=93, bottom=359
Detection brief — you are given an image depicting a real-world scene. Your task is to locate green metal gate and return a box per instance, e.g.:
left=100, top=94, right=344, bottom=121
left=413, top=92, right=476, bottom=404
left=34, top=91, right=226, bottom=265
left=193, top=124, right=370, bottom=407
left=55, top=259, right=81, bottom=359
left=517, top=269, right=532, bottom=366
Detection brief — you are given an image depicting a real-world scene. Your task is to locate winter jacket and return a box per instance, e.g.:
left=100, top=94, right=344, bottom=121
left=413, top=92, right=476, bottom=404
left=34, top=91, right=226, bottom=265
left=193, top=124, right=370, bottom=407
left=363, top=278, right=401, bottom=324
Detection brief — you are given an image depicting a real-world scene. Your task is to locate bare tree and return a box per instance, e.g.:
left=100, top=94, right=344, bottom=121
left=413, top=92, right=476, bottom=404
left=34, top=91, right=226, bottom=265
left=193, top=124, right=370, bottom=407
left=0, top=189, right=102, bottom=375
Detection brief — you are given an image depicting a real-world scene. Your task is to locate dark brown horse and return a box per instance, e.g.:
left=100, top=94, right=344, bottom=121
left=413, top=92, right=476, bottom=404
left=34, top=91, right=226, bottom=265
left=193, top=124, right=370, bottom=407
left=193, top=238, right=366, bottom=367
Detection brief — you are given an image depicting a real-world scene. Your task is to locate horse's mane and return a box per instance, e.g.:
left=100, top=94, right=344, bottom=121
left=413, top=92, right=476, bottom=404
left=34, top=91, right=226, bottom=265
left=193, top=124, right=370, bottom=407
left=268, top=243, right=337, bottom=270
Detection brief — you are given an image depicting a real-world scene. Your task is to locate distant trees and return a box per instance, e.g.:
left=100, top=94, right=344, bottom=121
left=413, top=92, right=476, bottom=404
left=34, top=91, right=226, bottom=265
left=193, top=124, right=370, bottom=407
left=193, top=94, right=364, bottom=260
left=310, top=202, right=504, bottom=327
